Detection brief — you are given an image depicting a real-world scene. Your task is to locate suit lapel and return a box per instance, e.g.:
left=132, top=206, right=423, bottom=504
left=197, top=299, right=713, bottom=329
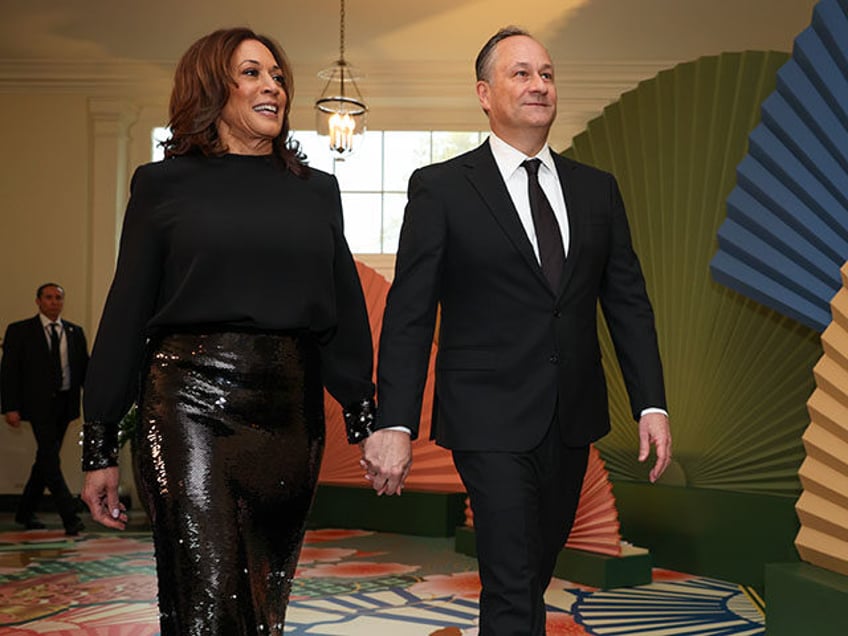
left=463, top=142, right=550, bottom=291
left=61, top=320, right=74, bottom=356
left=28, top=316, right=51, bottom=361
left=553, top=154, right=583, bottom=298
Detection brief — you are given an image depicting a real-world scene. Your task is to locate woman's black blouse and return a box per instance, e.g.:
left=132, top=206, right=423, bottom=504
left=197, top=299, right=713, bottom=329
left=82, top=154, right=375, bottom=468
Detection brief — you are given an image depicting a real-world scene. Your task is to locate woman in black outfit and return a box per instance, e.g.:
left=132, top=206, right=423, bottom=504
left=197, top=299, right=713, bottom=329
left=81, top=27, right=375, bottom=635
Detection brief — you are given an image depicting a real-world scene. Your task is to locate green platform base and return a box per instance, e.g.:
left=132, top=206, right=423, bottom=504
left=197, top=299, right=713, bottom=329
left=308, top=485, right=466, bottom=537
left=765, top=562, right=848, bottom=636
left=553, top=543, right=652, bottom=589
left=611, top=482, right=800, bottom=590
left=455, top=526, right=652, bottom=589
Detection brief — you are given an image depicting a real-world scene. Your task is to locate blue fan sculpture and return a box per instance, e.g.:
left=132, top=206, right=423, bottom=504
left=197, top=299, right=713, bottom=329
left=712, top=0, right=848, bottom=579
left=711, top=0, right=848, bottom=332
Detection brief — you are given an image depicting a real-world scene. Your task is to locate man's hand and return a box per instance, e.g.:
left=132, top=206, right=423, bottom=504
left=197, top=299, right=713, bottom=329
left=4, top=411, right=21, bottom=428
left=359, top=429, right=412, bottom=496
left=81, top=467, right=128, bottom=530
left=638, top=411, right=672, bottom=483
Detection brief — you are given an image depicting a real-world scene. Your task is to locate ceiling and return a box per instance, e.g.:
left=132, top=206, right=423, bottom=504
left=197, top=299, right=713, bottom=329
left=0, top=0, right=819, bottom=142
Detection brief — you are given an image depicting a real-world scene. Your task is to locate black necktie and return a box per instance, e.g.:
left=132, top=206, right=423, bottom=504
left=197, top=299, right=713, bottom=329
left=49, top=322, right=62, bottom=390
left=522, top=158, right=565, bottom=290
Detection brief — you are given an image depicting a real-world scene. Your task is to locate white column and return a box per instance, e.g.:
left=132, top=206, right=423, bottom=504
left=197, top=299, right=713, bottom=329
left=86, top=98, right=139, bottom=330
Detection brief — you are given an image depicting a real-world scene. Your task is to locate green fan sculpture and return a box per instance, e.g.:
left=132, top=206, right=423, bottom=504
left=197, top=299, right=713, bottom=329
left=563, top=51, right=820, bottom=497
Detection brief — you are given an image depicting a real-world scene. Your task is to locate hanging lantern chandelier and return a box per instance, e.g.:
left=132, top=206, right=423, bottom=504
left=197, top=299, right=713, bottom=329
left=314, top=0, right=367, bottom=159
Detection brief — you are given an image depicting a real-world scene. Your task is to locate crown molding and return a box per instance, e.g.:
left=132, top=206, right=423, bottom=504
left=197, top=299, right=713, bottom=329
left=0, top=59, right=174, bottom=95
left=0, top=57, right=678, bottom=141
left=0, top=57, right=677, bottom=94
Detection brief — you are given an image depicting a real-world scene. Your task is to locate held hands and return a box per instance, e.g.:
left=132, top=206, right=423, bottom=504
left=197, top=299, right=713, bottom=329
left=81, top=467, right=128, bottom=530
left=359, top=429, right=412, bottom=496
left=638, top=411, right=672, bottom=483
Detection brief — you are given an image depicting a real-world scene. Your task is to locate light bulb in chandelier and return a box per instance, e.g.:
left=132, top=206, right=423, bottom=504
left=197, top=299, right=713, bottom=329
left=315, top=84, right=367, bottom=159
left=328, top=111, right=356, bottom=155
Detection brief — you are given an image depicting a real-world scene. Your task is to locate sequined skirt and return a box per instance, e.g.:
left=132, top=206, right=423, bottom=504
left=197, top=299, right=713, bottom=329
left=135, top=330, right=325, bottom=635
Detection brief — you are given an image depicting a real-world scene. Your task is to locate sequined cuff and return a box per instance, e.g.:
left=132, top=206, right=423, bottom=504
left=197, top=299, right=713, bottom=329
left=82, top=421, right=120, bottom=471
left=343, top=398, right=376, bottom=444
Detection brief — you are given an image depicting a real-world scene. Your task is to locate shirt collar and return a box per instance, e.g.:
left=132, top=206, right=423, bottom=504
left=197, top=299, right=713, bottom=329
left=488, top=132, right=556, bottom=180
left=39, top=313, right=61, bottom=329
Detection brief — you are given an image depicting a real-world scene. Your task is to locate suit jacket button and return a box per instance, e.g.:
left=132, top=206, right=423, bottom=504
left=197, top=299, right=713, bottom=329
left=549, top=354, right=559, bottom=364
left=553, top=310, right=561, bottom=318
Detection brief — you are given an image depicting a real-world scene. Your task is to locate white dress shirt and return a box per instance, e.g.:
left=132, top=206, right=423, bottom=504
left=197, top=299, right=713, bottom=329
left=488, top=132, right=570, bottom=259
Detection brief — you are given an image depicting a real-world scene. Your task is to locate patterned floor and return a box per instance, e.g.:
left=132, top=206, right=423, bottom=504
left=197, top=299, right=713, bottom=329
left=0, top=517, right=765, bottom=635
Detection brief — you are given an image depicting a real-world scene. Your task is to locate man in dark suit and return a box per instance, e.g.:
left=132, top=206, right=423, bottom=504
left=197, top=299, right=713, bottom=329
left=1, top=283, right=88, bottom=535
left=362, top=27, right=672, bottom=634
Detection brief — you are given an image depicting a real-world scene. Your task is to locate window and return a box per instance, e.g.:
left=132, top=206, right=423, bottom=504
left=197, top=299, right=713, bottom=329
left=151, top=128, right=487, bottom=254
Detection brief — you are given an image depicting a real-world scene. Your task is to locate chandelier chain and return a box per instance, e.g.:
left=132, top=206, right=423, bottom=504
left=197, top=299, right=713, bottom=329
left=339, top=0, right=346, bottom=61
left=316, top=0, right=366, bottom=158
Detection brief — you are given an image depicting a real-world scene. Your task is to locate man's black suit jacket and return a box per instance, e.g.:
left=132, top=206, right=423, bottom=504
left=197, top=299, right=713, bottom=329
left=1, top=316, right=88, bottom=423
left=377, top=141, right=666, bottom=451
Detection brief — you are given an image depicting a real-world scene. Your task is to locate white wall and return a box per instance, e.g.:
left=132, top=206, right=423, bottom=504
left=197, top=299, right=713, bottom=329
left=0, top=93, right=91, bottom=495
left=0, top=92, right=167, bottom=496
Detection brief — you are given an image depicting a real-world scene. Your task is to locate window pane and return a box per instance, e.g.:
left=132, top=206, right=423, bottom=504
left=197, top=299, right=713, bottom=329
left=341, top=192, right=382, bottom=253
left=152, top=127, right=170, bottom=162
left=432, top=131, right=483, bottom=163
left=148, top=127, right=486, bottom=255
left=292, top=130, right=335, bottom=174
left=382, top=193, right=407, bottom=254
left=333, top=131, right=383, bottom=192
left=383, top=131, right=432, bottom=191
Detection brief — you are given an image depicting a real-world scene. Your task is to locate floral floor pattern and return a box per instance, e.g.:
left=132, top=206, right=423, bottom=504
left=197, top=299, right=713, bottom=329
left=0, top=524, right=765, bottom=635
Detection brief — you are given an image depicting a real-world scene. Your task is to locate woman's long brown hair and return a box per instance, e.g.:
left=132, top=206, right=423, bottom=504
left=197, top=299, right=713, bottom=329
left=162, top=27, right=307, bottom=176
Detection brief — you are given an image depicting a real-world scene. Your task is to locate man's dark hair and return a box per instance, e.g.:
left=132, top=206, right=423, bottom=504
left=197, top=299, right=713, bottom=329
left=36, top=283, right=64, bottom=298
left=475, top=26, right=530, bottom=82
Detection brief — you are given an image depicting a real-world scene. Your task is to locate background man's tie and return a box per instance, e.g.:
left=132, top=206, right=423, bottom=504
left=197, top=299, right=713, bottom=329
left=49, top=322, right=62, bottom=390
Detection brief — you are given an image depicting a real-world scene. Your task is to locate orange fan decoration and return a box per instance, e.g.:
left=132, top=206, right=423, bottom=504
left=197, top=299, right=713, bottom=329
left=319, top=261, right=462, bottom=491
left=320, top=261, right=623, bottom=555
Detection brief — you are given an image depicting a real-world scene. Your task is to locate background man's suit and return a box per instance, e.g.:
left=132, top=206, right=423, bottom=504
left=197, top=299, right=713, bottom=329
left=1, top=315, right=88, bottom=527
left=376, top=140, right=666, bottom=633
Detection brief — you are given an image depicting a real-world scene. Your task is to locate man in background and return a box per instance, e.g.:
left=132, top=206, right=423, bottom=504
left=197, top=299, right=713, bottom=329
left=1, top=283, right=88, bottom=535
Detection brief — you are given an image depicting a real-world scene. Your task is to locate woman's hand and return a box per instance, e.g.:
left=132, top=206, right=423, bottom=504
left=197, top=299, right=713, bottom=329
left=81, top=467, right=128, bottom=530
